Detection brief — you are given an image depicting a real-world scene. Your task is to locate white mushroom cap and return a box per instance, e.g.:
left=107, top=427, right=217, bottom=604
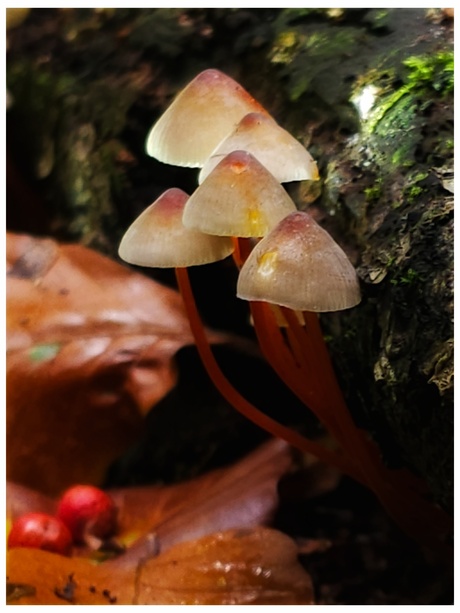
left=182, top=151, right=297, bottom=238
left=199, top=113, right=319, bottom=184
left=118, top=188, right=234, bottom=268
left=237, top=211, right=361, bottom=312
left=145, top=69, right=271, bottom=168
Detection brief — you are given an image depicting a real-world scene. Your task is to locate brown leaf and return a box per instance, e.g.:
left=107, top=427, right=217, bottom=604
left=6, top=482, right=56, bottom=520
left=7, top=439, right=293, bottom=562
left=6, top=442, right=313, bottom=604
left=7, top=527, right=315, bottom=605
left=6, top=548, right=134, bottom=605
left=136, top=527, right=315, bottom=604
left=109, top=438, right=293, bottom=564
left=6, top=232, right=197, bottom=494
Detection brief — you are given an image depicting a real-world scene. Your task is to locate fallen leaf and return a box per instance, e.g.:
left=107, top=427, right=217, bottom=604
left=108, top=438, right=293, bottom=563
left=7, top=439, right=293, bottom=561
left=136, top=528, right=315, bottom=604
left=6, top=548, right=134, bottom=605
left=7, top=527, right=315, bottom=605
left=6, top=232, right=197, bottom=494
left=6, top=482, right=56, bottom=520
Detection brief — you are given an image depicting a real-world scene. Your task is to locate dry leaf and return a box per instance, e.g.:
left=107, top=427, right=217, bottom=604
left=109, top=438, right=293, bottom=563
left=7, top=527, right=315, bottom=605
left=7, top=548, right=134, bottom=605
left=6, top=232, right=197, bottom=494
left=7, top=439, right=293, bottom=560
left=7, top=443, right=314, bottom=604
left=6, top=482, right=56, bottom=520
left=136, top=528, right=315, bottom=604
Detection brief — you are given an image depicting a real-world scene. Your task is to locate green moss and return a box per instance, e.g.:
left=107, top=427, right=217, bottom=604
left=366, top=51, right=453, bottom=136
left=364, top=181, right=383, bottom=203
left=403, top=51, right=454, bottom=94
left=353, top=51, right=453, bottom=174
left=269, top=16, right=363, bottom=104
left=363, top=8, right=390, bottom=30
left=390, top=267, right=421, bottom=286
left=402, top=170, right=429, bottom=203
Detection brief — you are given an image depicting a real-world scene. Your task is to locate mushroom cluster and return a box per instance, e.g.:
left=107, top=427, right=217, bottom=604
left=119, top=69, right=450, bottom=551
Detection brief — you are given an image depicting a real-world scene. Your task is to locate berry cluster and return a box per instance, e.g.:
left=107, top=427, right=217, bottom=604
left=8, top=485, right=117, bottom=557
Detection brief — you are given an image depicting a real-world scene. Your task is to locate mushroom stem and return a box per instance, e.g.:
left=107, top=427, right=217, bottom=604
left=242, top=266, right=452, bottom=552
left=174, top=265, right=361, bottom=479
left=250, top=298, right=452, bottom=552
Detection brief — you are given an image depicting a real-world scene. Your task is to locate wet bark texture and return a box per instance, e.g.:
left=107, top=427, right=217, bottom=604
left=7, top=9, right=453, bottom=508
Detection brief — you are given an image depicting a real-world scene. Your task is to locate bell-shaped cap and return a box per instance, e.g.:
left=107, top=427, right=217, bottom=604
left=237, top=211, right=361, bottom=312
left=199, top=113, right=319, bottom=184
left=182, top=151, right=297, bottom=238
left=118, top=188, right=234, bottom=268
left=145, top=69, right=271, bottom=168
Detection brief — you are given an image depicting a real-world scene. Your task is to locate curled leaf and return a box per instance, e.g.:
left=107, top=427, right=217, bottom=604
left=6, top=233, right=197, bottom=494
left=109, top=438, right=293, bottom=565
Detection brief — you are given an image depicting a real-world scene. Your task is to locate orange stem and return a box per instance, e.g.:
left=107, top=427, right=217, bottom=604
left=235, top=240, right=451, bottom=552
left=250, top=301, right=346, bottom=448
left=174, top=266, right=360, bottom=480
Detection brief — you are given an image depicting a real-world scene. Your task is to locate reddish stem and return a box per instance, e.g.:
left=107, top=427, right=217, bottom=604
left=174, top=266, right=360, bottom=479
left=236, top=240, right=451, bottom=553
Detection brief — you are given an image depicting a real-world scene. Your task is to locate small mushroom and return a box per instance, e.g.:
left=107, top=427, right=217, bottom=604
left=118, top=188, right=234, bottom=268
left=145, top=69, right=272, bottom=168
left=199, top=112, right=319, bottom=184
left=237, top=211, right=361, bottom=312
left=182, top=150, right=297, bottom=238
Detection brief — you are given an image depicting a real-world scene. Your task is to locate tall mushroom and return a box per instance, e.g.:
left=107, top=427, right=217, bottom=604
left=236, top=210, right=363, bottom=470
left=236, top=210, right=361, bottom=312
left=146, top=69, right=272, bottom=168
left=121, top=67, right=451, bottom=553
left=235, top=213, right=450, bottom=550
left=118, top=188, right=351, bottom=472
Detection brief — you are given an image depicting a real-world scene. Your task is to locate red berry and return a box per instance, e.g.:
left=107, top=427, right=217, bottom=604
left=56, top=485, right=117, bottom=543
left=7, top=512, right=73, bottom=556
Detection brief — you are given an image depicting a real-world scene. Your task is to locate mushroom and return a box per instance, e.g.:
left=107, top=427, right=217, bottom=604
left=118, top=191, right=352, bottom=473
left=235, top=211, right=365, bottom=489
left=118, top=188, right=234, bottom=268
left=174, top=263, right=357, bottom=475
left=236, top=210, right=361, bottom=312
left=182, top=150, right=297, bottom=238
left=199, top=112, right=319, bottom=184
left=146, top=69, right=272, bottom=168
left=121, top=68, right=452, bottom=552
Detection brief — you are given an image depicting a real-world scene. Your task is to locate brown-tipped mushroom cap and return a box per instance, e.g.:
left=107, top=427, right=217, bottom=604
left=118, top=188, right=234, bottom=268
left=199, top=113, right=319, bottom=184
left=145, top=69, right=271, bottom=168
left=182, top=150, right=297, bottom=238
left=237, top=211, right=361, bottom=312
